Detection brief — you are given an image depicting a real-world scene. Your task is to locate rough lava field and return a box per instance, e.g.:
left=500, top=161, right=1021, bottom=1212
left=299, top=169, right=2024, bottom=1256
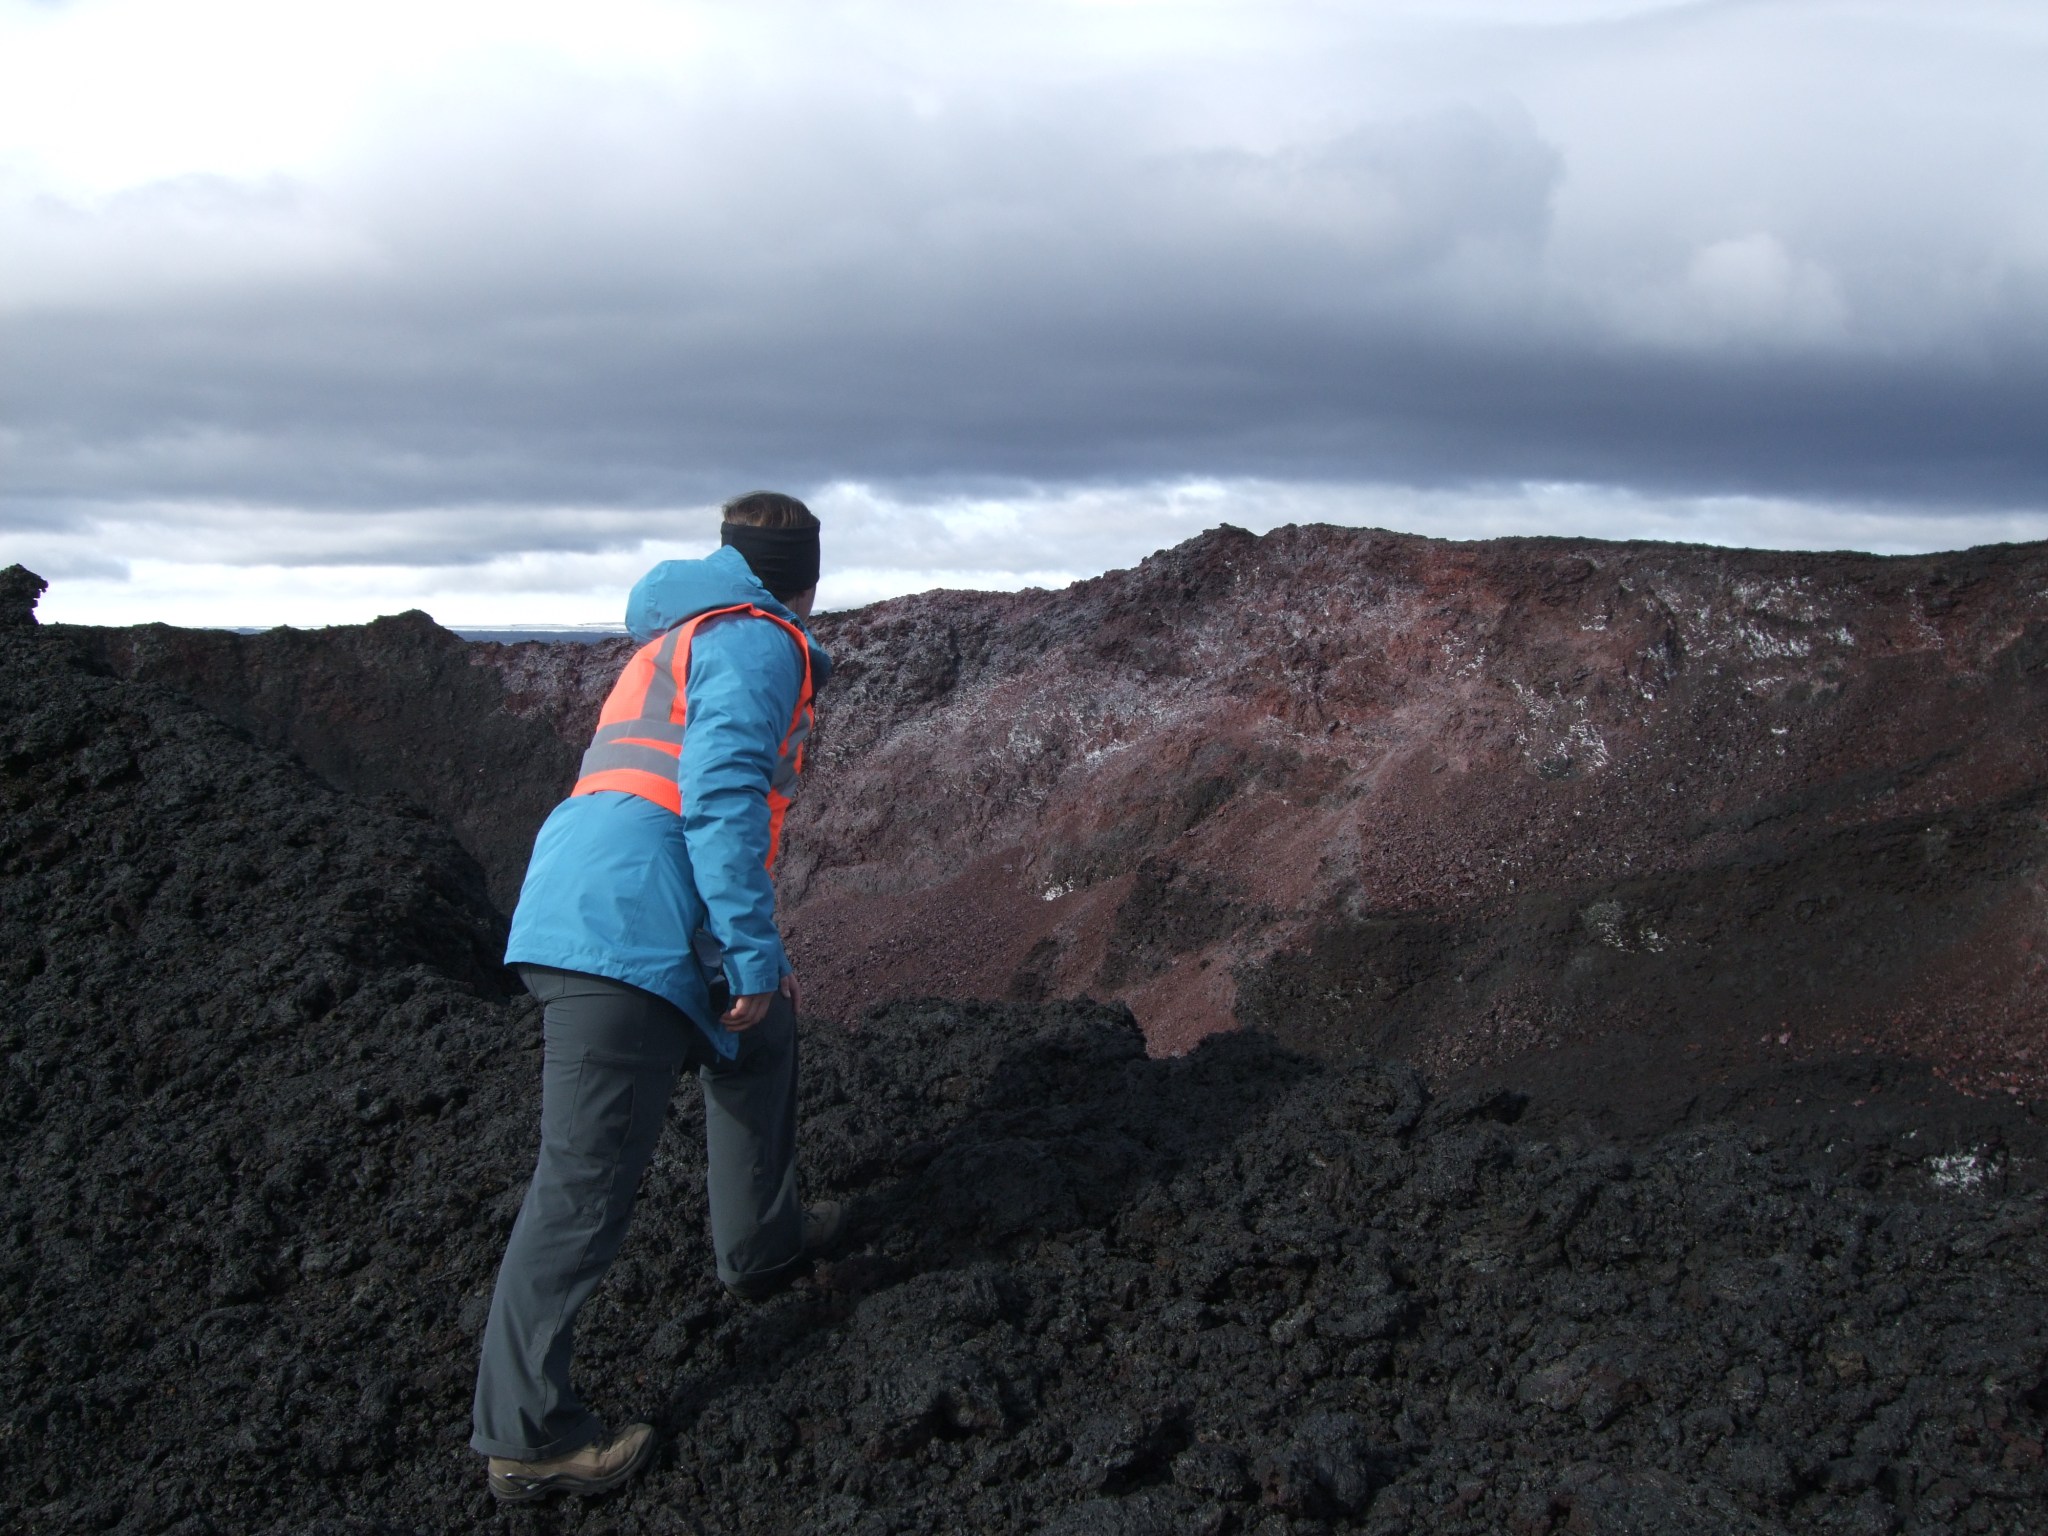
left=4, top=531, right=2048, bottom=1535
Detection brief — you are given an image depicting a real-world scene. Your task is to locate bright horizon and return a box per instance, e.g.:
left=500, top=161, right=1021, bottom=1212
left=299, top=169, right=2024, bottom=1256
left=24, top=485, right=2048, bottom=632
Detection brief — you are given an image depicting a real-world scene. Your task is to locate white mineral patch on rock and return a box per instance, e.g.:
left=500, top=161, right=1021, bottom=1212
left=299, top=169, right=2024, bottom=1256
left=1926, top=1149, right=1995, bottom=1194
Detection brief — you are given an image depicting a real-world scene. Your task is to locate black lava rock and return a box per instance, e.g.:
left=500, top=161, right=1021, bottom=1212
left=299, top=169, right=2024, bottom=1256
left=5, top=614, right=2048, bottom=1535
left=0, top=564, right=45, bottom=628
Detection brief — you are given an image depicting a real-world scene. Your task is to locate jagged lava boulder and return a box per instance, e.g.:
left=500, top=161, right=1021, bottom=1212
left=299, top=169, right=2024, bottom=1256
left=1, top=563, right=48, bottom=629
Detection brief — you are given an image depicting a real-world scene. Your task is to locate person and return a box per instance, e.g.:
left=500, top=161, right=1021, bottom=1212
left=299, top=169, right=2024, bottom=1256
left=470, top=491, right=841, bottom=1504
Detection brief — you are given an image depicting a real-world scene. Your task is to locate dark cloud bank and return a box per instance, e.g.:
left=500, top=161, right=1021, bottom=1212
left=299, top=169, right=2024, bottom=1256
left=5, top=15, right=2047, bottom=546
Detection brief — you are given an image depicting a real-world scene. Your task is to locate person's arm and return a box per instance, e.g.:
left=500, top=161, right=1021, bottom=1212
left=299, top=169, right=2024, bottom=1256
left=678, top=616, right=803, bottom=1025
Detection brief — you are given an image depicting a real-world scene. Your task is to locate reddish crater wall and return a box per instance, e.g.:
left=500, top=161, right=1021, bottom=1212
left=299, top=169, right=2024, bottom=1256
left=773, top=525, right=2048, bottom=1111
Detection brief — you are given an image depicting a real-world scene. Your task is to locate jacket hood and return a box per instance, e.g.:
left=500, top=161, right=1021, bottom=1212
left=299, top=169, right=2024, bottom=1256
left=625, top=546, right=832, bottom=685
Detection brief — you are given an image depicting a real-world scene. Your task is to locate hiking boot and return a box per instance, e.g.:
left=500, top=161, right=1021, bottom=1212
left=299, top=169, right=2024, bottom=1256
left=487, top=1422, right=656, bottom=1504
left=723, top=1201, right=848, bottom=1302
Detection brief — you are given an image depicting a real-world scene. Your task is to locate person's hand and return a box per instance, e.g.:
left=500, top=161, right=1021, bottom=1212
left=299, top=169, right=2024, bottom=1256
left=722, top=973, right=800, bottom=1031
left=722, top=991, right=774, bottom=1030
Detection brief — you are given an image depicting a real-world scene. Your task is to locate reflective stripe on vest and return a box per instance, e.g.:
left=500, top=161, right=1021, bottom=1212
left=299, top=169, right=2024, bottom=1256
left=569, top=604, right=815, bottom=869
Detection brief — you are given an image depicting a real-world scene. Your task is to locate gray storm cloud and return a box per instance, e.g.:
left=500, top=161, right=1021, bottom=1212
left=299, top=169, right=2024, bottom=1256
left=3, top=0, right=2046, bottom=575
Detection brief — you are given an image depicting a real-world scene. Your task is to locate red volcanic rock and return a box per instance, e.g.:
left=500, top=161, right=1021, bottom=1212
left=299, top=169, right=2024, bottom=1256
left=776, top=525, right=2048, bottom=1114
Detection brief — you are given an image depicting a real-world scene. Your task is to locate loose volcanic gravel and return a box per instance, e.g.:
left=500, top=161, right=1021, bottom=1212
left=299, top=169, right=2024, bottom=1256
left=5, top=592, right=2048, bottom=1535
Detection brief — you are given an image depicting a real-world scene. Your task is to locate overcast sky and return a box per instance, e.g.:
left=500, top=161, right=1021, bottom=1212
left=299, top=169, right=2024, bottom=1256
left=4, top=0, right=2046, bottom=626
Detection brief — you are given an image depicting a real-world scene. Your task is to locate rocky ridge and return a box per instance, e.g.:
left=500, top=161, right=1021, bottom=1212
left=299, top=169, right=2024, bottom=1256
left=783, top=526, right=2048, bottom=1115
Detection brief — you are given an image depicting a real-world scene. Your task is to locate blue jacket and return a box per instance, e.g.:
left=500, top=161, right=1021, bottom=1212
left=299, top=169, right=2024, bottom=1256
left=505, top=547, right=832, bottom=1056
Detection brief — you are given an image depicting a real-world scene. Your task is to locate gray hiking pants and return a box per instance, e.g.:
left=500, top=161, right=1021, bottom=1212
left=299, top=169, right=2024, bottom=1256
left=469, top=964, right=800, bottom=1461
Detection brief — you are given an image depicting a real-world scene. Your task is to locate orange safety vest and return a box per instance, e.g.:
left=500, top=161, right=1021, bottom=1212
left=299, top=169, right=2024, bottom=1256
left=569, top=604, right=815, bottom=868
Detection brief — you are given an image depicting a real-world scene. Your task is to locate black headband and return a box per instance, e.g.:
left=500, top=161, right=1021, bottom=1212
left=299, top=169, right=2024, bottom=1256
left=721, top=522, right=820, bottom=601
